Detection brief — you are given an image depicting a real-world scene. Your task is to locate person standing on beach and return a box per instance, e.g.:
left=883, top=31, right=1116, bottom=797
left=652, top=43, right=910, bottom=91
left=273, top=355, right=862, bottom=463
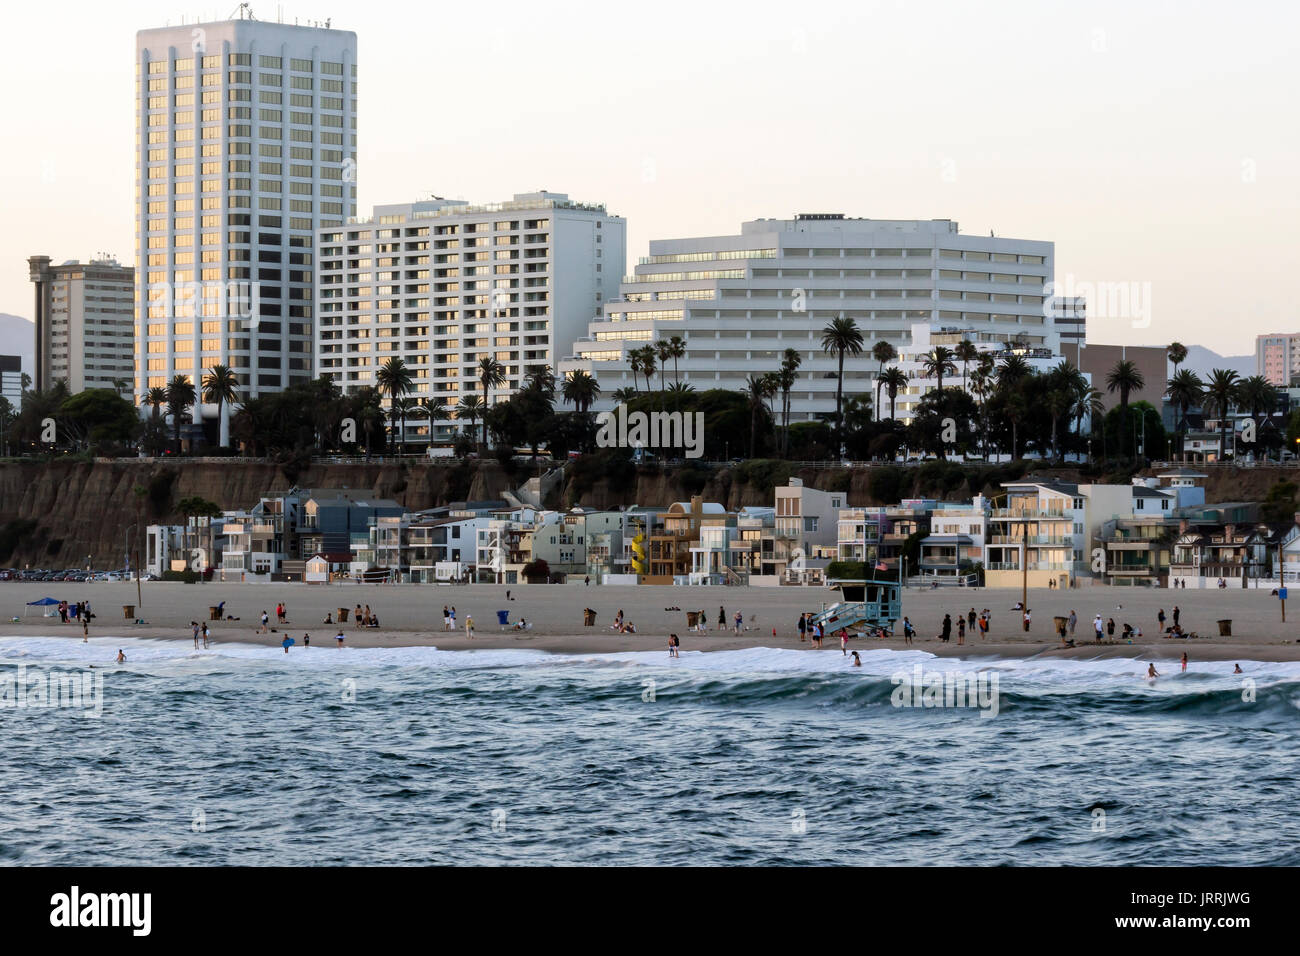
left=303, top=633, right=310, bottom=648
left=967, top=608, right=976, bottom=633
left=733, top=611, right=742, bottom=634
left=718, top=606, right=726, bottom=628
left=1093, top=614, right=1104, bottom=642
left=82, top=617, right=89, bottom=641
left=1107, top=618, right=1115, bottom=640
left=840, top=628, right=849, bottom=655
left=355, top=604, right=363, bottom=628
left=940, top=614, right=952, bottom=643
left=466, top=615, right=475, bottom=639
left=1157, top=608, right=1166, bottom=632
left=282, top=635, right=293, bottom=654
left=442, top=605, right=450, bottom=630
left=1022, top=608, right=1031, bottom=632
left=192, top=622, right=200, bottom=649
left=202, top=622, right=210, bottom=648
left=957, top=617, right=965, bottom=645
left=798, top=613, right=807, bottom=642
left=259, top=610, right=269, bottom=634
left=584, top=576, right=590, bottom=586
left=669, top=633, right=679, bottom=659
left=1173, top=605, right=1180, bottom=627
left=1068, top=610, right=1077, bottom=637
left=450, top=606, right=457, bottom=629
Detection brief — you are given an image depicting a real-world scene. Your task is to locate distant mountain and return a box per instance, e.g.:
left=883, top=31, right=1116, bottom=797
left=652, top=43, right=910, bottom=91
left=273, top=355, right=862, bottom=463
left=1179, top=344, right=1253, bottom=379
left=0, top=314, right=34, bottom=378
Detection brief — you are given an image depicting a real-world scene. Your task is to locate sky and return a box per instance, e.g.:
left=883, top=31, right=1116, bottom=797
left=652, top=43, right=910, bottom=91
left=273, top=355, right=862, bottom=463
left=1, top=0, right=1296, bottom=356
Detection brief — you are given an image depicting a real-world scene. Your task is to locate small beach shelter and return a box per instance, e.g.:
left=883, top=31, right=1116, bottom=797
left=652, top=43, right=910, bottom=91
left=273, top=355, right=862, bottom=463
left=25, top=597, right=60, bottom=618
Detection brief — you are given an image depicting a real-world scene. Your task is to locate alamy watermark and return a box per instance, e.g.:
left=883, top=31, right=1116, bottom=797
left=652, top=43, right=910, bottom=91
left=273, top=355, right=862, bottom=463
left=145, top=279, right=262, bottom=330
left=596, top=402, right=705, bottom=459
left=0, top=664, right=103, bottom=717
left=1045, top=275, right=1152, bottom=329
left=890, top=664, right=1000, bottom=718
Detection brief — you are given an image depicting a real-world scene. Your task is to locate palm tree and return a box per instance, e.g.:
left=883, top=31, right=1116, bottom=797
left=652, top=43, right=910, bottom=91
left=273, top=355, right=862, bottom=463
left=777, top=348, right=802, bottom=456
left=821, top=317, right=865, bottom=454
left=561, top=370, right=601, bottom=414
left=476, top=356, right=507, bottom=449
left=144, top=386, right=167, bottom=421
left=1167, top=341, right=1188, bottom=378
left=524, top=365, right=556, bottom=396
left=1073, top=386, right=1105, bottom=463
left=1105, top=359, right=1146, bottom=459
left=1239, top=375, right=1277, bottom=420
left=955, top=340, right=979, bottom=391
left=201, top=364, right=239, bottom=449
left=1202, top=368, right=1241, bottom=462
left=391, top=396, right=416, bottom=454
left=997, top=353, right=1032, bottom=390
left=665, top=335, right=687, bottom=386
left=879, top=367, right=907, bottom=422
left=627, top=350, right=643, bottom=396
left=1046, top=387, right=1074, bottom=463
left=871, top=340, right=897, bottom=420
left=921, top=346, right=957, bottom=397
left=164, top=374, right=196, bottom=455
left=630, top=345, right=657, bottom=396
left=421, top=400, right=450, bottom=448
left=744, top=373, right=776, bottom=459
left=376, top=357, right=415, bottom=453
left=655, top=340, right=673, bottom=405
left=611, top=386, right=637, bottom=404
left=1164, top=369, right=1204, bottom=458
left=456, top=395, right=485, bottom=450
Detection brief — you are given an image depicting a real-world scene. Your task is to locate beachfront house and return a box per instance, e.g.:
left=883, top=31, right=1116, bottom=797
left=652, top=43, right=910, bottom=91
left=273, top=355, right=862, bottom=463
left=1169, top=520, right=1276, bottom=588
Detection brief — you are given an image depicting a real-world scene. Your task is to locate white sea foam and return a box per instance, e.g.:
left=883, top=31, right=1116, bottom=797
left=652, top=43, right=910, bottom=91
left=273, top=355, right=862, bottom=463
left=2, top=635, right=1298, bottom=693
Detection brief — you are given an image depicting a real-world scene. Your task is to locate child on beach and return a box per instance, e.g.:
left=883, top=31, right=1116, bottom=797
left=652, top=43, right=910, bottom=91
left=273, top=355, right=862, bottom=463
left=466, top=615, right=475, bottom=639
left=851, top=651, right=861, bottom=667
left=335, top=629, right=345, bottom=648
left=840, top=628, right=849, bottom=655
left=202, top=622, right=210, bottom=647
left=259, top=611, right=269, bottom=633
left=669, top=633, right=680, bottom=659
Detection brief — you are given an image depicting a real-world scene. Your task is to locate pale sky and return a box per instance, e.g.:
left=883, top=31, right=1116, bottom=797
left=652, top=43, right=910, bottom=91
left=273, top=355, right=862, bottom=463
left=1, top=0, right=1296, bottom=355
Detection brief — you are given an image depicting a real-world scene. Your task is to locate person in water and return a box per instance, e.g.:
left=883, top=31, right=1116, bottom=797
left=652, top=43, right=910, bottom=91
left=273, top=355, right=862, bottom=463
left=1147, top=663, right=1160, bottom=679
left=116, top=649, right=126, bottom=663
left=1234, top=663, right=1243, bottom=674
left=850, top=651, right=861, bottom=667
left=1181, top=652, right=1188, bottom=672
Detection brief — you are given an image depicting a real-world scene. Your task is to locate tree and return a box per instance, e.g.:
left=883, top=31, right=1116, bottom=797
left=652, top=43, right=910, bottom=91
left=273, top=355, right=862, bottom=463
left=955, top=340, right=979, bottom=391
left=744, top=373, right=777, bottom=459
left=879, top=367, right=907, bottom=422
left=201, top=364, right=239, bottom=449
left=1105, top=359, right=1145, bottom=459
left=630, top=345, right=657, bottom=397
left=456, top=395, right=486, bottom=452
left=1165, top=369, right=1204, bottom=456
left=57, top=389, right=140, bottom=450
left=1202, top=368, right=1241, bottom=461
left=665, top=335, right=686, bottom=386
left=561, top=370, right=601, bottom=414
left=165, top=375, right=196, bottom=455
left=476, top=356, right=507, bottom=450
left=611, top=386, right=637, bottom=404
left=1167, top=341, right=1188, bottom=378
left=821, top=316, right=865, bottom=455
left=376, top=357, right=415, bottom=452
left=655, top=339, right=673, bottom=404
left=871, top=340, right=897, bottom=420
left=776, top=348, right=802, bottom=457
left=921, top=346, right=957, bottom=398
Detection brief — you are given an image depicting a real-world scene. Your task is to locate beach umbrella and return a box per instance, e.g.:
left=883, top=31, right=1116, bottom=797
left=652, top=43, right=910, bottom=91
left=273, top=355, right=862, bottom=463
left=24, top=597, right=60, bottom=618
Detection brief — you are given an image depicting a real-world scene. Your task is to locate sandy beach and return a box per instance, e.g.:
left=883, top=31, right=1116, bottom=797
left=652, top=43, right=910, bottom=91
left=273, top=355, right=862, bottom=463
left=4, top=579, right=1300, bottom=662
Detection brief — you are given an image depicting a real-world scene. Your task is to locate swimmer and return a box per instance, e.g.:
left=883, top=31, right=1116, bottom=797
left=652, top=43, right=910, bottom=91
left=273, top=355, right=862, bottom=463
left=851, top=651, right=861, bottom=667
left=1146, top=662, right=1159, bottom=680
left=116, top=649, right=126, bottom=663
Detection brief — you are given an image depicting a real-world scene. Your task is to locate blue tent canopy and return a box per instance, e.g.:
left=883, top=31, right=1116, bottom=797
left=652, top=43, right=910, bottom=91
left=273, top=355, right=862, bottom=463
left=26, top=597, right=59, bottom=606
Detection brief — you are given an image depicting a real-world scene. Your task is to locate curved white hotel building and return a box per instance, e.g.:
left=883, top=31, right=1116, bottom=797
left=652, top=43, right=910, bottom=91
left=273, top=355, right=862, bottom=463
left=559, top=215, right=1061, bottom=422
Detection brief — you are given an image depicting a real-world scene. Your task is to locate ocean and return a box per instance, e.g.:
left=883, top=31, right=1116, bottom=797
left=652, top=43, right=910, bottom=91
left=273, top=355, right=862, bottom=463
left=1, top=636, right=1297, bottom=865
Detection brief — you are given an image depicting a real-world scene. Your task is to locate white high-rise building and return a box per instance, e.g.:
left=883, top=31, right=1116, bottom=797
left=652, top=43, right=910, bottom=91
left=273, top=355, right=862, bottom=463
left=559, top=215, right=1056, bottom=422
left=28, top=256, right=135, bottom=395
left=316, top=193, right=625, bottom=445
left=134, top=15, right=357, bottom=443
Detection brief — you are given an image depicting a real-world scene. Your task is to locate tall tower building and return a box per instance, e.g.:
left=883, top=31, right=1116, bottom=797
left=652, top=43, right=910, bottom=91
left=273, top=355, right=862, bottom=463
left=28, top=255, right=135, bottom=395
left=135, top=15, right=356, bottom=441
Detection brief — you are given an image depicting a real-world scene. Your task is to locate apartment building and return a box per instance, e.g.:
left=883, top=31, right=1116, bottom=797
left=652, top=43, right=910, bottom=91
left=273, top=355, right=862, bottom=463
left=316, top=193, right=624, bottom=445
left=1256, top=332, right=1300, bottom=387
left=560, top=215, right=1056, bottom=423
left=0, top=356, right=22, bottom=404
left=28, top=256, right=134, bottom=394
left=134, top=17, right=357, bottom=439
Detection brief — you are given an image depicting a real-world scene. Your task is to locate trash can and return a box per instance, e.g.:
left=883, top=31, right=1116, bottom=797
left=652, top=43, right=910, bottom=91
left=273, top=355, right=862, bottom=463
left=1218, top=619, right=1232, bottom=636
left=122, top=605, right=135, bottom=620
left=337, top=607, right=349, bottom=623
left=687, top=610, right=699, bottom=627
left=583, top=608, right=596, bottom=626
left=497, top=610, right=510, bottom=627
left=209, top=606, right=221, bottom=621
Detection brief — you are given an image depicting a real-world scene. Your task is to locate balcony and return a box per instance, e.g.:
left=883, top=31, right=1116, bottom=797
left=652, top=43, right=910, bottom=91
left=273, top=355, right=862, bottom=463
left=990, top=508, right=1068, bottom=519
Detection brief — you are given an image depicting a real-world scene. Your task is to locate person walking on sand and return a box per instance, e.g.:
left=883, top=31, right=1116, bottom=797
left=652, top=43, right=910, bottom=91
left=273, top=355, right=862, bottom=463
left=718, top=606, right=726, bottom=628
left=1093, top=614, right=1104, bottom=642
left=259, top=610, right=269, bottom=634
left=957, top=617, right=966, bottom=645
left=466, top=615, right=475, bottom=639
left=733, top=611, right=743, bottom=634
left=1157, top=608, right=1166, bottom=632
left=1068, top=610, right=1077, bottom=638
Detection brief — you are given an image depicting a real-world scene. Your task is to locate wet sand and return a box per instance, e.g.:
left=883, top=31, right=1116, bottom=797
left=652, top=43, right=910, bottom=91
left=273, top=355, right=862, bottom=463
left=3, top=580, right=1299, bottom=662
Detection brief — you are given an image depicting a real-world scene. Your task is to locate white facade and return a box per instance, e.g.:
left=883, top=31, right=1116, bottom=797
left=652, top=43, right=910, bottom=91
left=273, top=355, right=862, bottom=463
left=885, top=322, right=1078, bottom=425
left=134, top=18, right=358, bottom=424
left=559, top=215, right=1054, bottom=422
left=28, top=257, right=134, bottom=394
left=316, top=193, right=624, bottom=444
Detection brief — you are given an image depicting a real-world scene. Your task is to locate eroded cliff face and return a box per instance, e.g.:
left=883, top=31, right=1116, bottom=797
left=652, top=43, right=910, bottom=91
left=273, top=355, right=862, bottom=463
left=0, top=459, right=515, bottom=567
